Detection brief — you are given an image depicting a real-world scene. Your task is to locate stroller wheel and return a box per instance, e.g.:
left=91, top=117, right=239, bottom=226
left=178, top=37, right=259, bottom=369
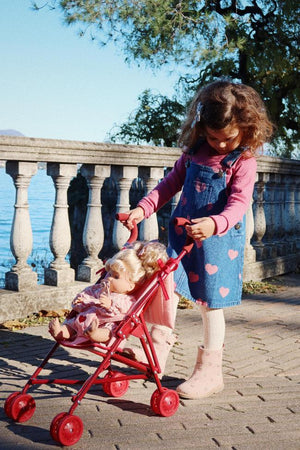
left=4, top=392, right=20, bottom=419
left=8, top=393, right=36, bottom=423
left=151, top=388, right=179, bottom=417
left=52, top=413, right=83, bottom=446
left=103, top=371, right=129, bottom=397
left=150, top=388, right=168, bottom=414
left=50, top=412, right=68, bottom=442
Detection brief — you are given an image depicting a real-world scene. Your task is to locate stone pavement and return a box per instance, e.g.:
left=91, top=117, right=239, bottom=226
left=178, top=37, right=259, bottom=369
left=0, top=274, right=299, bottom=449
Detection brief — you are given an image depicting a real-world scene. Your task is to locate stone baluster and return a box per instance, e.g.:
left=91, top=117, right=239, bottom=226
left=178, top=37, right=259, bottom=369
left=295, top=181, right=300, bottom=250
left=139, top=167, right=164, bottom=241
left=112, top=166, right=138, bottom=249
left=284, top=176, right=296, bottom=253
left=171, top=190, right=182, bottom=214
left=44, top=163, right=77, bottom=286
left=252, top=173, right=267, bottom=260
left=244, top=197, right=256, bottom=265
left=77, top=164, right=111, bottom=282
left=263, top=174, right=277, bottom=258
left=273, top=174, right=285, bottom=255
left=272, top=174, right=281, bottom=248
left=5, top=161, right=38, bottom=291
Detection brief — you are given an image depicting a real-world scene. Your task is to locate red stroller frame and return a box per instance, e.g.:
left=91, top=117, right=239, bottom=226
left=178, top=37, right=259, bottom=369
left=4, top=216, right=194, bottom=447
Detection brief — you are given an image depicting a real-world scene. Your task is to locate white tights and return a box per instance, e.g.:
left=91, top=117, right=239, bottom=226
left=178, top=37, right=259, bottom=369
left=199, top=305, right=225, bottom=350
left=149, top=296, right=225, bottom=351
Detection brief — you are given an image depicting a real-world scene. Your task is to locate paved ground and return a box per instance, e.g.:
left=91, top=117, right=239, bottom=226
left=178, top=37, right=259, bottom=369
left=0, top=274, right=299, bottom=449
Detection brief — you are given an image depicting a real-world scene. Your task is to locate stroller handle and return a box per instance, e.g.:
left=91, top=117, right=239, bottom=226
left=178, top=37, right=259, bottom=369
left=116, top=213, right=138, bottom=243
left=173, top=217, right=194, bottom=254
left=174, top=217, right=191, bottom=228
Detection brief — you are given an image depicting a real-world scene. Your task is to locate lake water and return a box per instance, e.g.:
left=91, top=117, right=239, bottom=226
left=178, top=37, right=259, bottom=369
left=0, top=168, right=55, bottom=287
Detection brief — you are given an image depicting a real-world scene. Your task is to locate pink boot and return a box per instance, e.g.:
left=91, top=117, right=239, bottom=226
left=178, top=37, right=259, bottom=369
left=176, top=346, right=224, bottom=399
left=123, top=326, right=177, bottom=376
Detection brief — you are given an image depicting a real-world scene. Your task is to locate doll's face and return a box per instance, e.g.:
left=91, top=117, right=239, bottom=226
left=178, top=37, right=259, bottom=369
left=204, top=124, right=242, bottom=154
left=107, top=269, right=135, bottom=294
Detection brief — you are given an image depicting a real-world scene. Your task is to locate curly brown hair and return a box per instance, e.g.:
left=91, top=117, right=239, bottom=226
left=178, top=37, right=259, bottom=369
left=178, top=79, right=274, bottom=156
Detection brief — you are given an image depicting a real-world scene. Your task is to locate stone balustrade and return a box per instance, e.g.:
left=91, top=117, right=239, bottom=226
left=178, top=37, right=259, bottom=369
left=0, top=136, right=299, bottom=321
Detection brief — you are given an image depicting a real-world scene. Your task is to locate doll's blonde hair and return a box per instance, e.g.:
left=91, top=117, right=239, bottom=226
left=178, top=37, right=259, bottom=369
left=105, top=241, right=168, bottom=286
left=105, top=249, right=146, bottom=284
left=132, top=241, right=168, bottom=277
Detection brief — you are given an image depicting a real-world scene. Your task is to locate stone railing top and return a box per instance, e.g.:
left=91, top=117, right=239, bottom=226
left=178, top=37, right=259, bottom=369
left=256, top=154, right=300, bottom=175
left=0, top=135, right=299, bottom=174
left=0, top=136, right=181, bottom=168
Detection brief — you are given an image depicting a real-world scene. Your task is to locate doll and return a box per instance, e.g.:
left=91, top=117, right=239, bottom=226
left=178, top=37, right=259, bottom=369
left=48, top=241, right=168, bottom=345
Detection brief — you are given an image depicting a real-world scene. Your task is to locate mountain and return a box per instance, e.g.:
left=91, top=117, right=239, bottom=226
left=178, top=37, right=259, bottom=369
left=0, top=129, right=25, bottom=137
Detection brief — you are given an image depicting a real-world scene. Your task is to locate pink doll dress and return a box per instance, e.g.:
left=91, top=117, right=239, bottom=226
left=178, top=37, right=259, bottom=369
left=64, top=281, right=136, bottom=345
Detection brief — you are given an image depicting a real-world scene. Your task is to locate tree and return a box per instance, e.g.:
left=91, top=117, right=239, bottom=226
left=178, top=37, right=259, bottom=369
left=34, top=1, right=300, bottom=157
left=108, top=89, right=185, bottom=147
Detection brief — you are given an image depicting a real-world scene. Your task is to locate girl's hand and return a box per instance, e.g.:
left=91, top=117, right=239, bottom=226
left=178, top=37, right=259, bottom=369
left=99, top=293, right=112, bottom=309
left=120, top=207, right=145, bottom=230
left=73, top=296, right=84, bottom=305
left=185, top=217, right=216, bottom=241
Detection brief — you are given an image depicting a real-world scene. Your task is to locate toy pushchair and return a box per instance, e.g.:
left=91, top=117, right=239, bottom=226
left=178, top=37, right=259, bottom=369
left=4, top=215, right=194, bottom=447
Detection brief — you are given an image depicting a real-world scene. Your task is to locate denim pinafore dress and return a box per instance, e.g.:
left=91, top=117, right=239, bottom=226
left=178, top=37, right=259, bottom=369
left=168, top=147, right=246, bottom=308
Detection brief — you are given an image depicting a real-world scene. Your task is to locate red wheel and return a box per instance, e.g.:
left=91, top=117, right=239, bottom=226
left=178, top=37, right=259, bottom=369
left=156, top=389, right=179, bottom=417
left=103, top=371, right=129, bottom=397
left=9, top=394, right=36, bottom=423
left=56, top=414, right=83, bottom=446
left=151, top=388, right=168, bottom=414
left=4, top=392, right=20, bottom=419
left=50, top=412, right=68, bottom=442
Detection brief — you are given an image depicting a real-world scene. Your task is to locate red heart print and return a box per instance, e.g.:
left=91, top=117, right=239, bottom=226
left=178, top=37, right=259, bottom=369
left=189, top=272, right=199, bottom=282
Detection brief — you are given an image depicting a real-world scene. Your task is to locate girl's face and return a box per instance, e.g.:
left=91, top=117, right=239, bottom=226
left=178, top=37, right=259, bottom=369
left=204, top=124, right=242, bottom=154
left=107, top=269, right=134, bottom=294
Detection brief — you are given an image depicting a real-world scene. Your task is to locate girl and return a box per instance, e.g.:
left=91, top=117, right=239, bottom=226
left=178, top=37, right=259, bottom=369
left=48, top=241, right=168, bottom=345
left=122, top=79, right=273, bottom=398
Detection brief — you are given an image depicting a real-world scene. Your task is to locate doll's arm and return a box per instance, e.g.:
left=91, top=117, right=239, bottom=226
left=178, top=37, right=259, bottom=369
left=98, top=293, right=112, bottom=310
left=110, top=293, right=135, bottom=314
left=72, top=285, right=102, bottom=310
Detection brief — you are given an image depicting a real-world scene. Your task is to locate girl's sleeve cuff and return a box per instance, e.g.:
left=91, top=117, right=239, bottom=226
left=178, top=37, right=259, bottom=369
left=137, top=200, right=151, bottom=219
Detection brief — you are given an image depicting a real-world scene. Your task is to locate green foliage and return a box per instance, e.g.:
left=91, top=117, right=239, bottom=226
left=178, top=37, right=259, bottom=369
left=34, top=0, right=300, bottom=157
left=109, top=89, right=185, bottom=146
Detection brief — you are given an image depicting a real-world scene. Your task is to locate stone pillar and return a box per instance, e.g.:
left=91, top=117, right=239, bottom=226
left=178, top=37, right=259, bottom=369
left=263, top=174, right=277, bottom=258
left=284, top=177, right=297, bottom=253
left=273, top=174, right=285, bottom=255
left=244, top=198, right=256, bottom=264
left=77, top=164, right=110, bottom=282
left=112, top=166, right=138, bottom=249
left=139, top=167, right=164, bottom=241
left=171, top=191, right=181, bottom=214
left=252, top=173, right=267, bottom=260
left=44, top=163, right=77, bottom=286
left=295, top=181, right=300, bottom=251
left=5, top=161, right=38, bottom=291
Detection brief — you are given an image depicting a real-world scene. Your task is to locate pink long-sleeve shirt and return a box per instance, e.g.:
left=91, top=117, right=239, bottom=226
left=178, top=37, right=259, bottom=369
left=138, top=142, right=257, bottom=235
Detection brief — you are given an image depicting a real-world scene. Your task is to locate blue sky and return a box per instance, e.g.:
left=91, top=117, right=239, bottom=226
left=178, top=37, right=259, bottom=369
left=0, top=1, right=179, bottom=143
